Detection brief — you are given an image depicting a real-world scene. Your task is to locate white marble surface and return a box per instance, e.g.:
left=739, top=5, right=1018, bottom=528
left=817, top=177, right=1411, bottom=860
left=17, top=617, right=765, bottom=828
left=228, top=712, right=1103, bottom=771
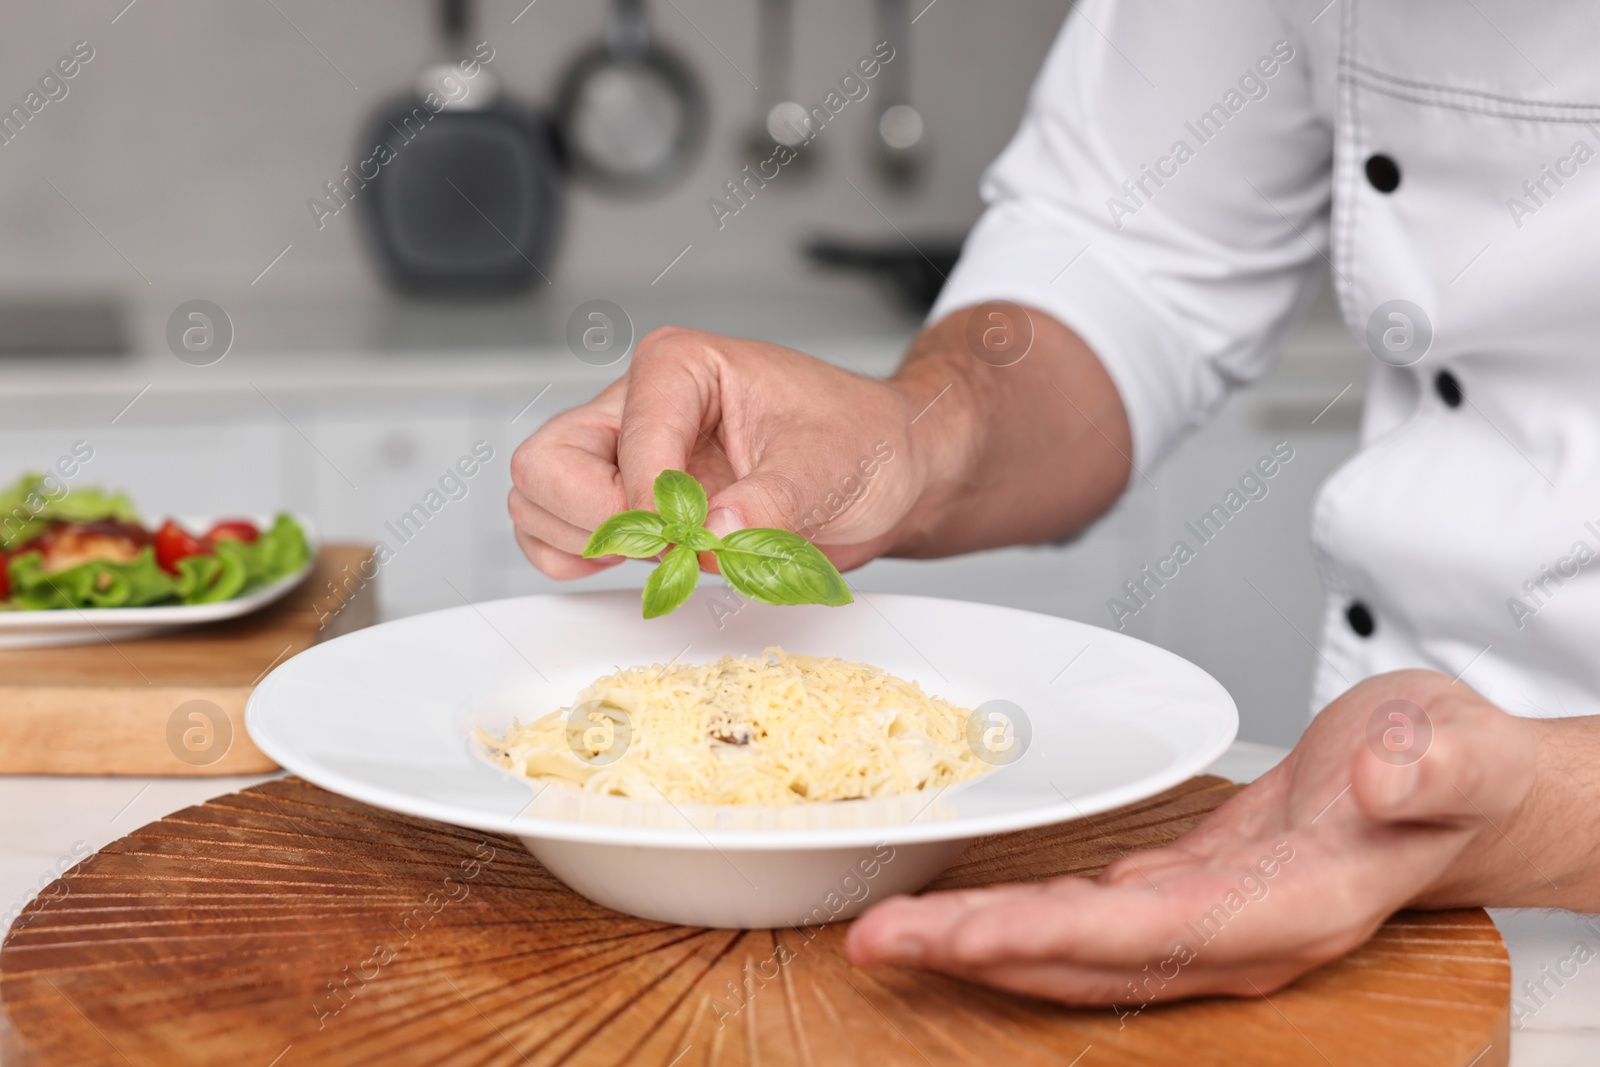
left=1, top=742, right=1595, bottom=1063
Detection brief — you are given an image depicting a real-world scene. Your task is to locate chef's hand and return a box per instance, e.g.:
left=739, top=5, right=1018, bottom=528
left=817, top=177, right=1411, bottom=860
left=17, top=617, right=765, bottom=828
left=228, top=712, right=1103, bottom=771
left=508, top=327, right=943, bottom=579
left=847, top=670, right=1546, bottom=1005
left=510, top=307, right=1135, bottom=578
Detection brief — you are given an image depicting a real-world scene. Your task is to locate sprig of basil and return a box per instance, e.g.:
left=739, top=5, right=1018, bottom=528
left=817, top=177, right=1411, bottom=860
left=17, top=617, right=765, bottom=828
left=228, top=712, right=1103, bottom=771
left=580, top=469, right=853, bottom=618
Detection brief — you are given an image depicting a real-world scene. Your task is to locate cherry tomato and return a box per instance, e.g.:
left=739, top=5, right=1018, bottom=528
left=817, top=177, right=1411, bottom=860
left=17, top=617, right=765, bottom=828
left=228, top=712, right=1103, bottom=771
left=0, top=550, right=9, bottom=600
left=154, top=520, right=208, bottom=574
left=204, top=520, right=260, bottom=545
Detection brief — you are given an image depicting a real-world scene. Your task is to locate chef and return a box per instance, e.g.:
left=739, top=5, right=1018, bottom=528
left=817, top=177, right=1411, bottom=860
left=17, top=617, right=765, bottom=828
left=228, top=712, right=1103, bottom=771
left=510, top=0, right=1600, bottom=1005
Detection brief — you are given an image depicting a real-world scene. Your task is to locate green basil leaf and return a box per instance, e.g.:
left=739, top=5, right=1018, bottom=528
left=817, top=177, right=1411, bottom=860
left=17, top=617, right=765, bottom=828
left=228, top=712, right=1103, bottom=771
left=583, top=510, right=669, bottom=559
left=653, top=470, right=708, bottom=531
left=641, top=543, right=700, bottom=619
left=679, top=526, right=721, bottom=552
left=713, top=528, right=852, bottom=607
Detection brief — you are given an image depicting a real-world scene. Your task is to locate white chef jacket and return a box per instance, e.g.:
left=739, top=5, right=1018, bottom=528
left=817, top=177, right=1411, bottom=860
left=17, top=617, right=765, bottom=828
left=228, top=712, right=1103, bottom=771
left=930, top=0, right=1600, bottom=719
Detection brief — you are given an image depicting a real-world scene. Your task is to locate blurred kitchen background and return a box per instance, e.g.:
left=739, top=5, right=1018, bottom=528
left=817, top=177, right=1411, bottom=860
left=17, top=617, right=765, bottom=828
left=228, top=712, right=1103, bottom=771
left=0, top=0, right=1367, bottom=747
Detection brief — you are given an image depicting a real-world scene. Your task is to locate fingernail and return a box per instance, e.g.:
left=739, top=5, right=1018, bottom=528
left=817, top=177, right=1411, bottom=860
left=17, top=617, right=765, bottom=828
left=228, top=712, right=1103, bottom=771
left=881, top=935, right=924, bottom=963
left=705, top=508, right=742, bottom=538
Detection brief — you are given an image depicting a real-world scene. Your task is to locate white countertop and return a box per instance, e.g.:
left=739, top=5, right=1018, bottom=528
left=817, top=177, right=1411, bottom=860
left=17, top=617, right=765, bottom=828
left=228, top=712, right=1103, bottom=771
left=0, top=285, right=1366, bottom=422
left=1, top=741, right=1592, bottom=1064
left=0, top=289, right=922, bottom=415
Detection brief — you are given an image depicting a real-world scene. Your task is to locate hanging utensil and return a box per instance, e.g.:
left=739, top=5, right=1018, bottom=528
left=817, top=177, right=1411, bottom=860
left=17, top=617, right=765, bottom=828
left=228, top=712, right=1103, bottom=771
left=555, top=0, right=707, bottom=196
left=745, top=0, right=814, bottom=170
left=358, top=0, right=562, bottom=295
left=872, top=0, right=923, bottom=187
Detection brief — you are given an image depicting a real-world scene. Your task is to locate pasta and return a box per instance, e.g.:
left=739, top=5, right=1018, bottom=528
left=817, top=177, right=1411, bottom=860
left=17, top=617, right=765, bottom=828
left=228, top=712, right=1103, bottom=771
left=480, top=648, right=990, bottom=805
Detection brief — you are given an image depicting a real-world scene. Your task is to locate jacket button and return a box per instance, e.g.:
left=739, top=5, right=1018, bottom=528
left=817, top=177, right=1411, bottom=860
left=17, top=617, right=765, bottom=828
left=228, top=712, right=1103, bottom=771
left=1434, top=370, right=1462, bottom=408
left=1345, top=601, right=1376, bottom=638
left=1365, top=154, right=1401, bottom=193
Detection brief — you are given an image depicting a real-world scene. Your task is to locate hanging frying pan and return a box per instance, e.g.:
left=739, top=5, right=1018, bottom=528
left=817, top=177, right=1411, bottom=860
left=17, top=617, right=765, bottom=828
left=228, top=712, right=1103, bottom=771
left=359, top=0, right=562, bottom=295
left=554, top=0, right=707, bottom=195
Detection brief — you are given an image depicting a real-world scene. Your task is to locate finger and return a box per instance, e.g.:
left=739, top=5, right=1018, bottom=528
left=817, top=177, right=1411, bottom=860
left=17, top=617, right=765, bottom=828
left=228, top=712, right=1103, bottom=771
left=514, top=528, right=619, bottom=580
left=852, top=859, right=1386, bottom=1010
left=1100, top=846, right=1196, bottom=886
left=938, top=958, right=1133, bottom=1005
left=854, top=888, right=1326, bottom=1006
left=857, top=847, right=1336, bottom=975
left=704, top=437, right=909, bottom=546
left=1351, top=688, right=1536, bottom=825
left=508, top=488, right=600, bottom=558
left=932, top=881, right=1184, bottom=969
left=846, top=885, right=1038, bottom=966
left=944, top=954, right=1310, bottom=1007
left=851, top=878, right=1188, bottom=971
left=704, top=455, right=813, bottom=537
left=616, top=329, right=721, bottom=511
left=511, top=423, right=629, bottom=534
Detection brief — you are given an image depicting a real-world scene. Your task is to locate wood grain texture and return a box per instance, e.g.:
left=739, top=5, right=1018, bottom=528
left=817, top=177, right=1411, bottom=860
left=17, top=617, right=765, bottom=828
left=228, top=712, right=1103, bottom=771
left=0, top=545, right=375, bottom=776
left=0, top=775, right=1509, bottom=1066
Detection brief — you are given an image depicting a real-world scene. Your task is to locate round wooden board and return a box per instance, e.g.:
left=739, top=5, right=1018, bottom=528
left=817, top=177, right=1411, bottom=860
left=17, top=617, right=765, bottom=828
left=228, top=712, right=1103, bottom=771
left=1, top=776, right=1508, bottom=1067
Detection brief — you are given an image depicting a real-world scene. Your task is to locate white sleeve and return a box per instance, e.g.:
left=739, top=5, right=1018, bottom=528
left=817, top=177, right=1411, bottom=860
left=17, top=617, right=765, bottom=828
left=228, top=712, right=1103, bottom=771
left=929, top=0, right=1333, bottom=471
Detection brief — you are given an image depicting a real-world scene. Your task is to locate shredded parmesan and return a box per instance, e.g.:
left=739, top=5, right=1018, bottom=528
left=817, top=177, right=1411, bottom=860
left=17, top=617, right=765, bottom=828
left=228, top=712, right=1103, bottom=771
left=479, top=647, right=990, bottom=805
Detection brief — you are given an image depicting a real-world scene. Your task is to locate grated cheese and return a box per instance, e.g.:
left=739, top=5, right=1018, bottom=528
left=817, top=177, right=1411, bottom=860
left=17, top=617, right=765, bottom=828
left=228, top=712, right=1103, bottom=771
left=479, top=647, right=990, bottom=805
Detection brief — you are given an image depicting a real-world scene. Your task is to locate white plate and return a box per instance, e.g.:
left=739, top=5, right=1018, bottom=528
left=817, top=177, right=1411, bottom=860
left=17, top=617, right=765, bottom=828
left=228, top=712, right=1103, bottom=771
left=246, top=590, right=1237, bottom=928
left=0, top=515, right=316, bottom=649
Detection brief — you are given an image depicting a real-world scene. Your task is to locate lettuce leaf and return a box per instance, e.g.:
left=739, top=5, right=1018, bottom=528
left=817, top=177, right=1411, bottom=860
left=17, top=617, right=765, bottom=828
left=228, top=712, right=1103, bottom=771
left=5, top=513, right=312, bottom=610
left=173, top=553, right=247, bottom=604
left=218, top=514, right=311, bottom=594
left=0, top=474, right=139, bottom=551
left=8, top=547, right=175, bottom=609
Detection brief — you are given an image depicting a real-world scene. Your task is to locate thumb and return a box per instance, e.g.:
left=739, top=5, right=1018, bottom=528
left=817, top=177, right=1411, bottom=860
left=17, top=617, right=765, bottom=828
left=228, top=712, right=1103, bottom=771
left=616, top=331, right=717, bottom=511
left=705, top=456, right=816, bottom=538
left=1350, top=692, right=1535, bottom=826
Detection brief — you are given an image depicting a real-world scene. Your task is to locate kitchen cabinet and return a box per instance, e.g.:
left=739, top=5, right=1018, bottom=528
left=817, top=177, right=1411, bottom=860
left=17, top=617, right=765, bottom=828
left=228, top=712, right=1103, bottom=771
left=301, top=405, right=483, bottom=620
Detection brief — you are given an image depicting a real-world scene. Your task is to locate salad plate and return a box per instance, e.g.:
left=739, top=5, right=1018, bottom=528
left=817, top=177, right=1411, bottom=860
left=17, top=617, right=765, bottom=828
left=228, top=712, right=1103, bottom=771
left=0, top=474, right=316, bottom=649
left=247, top=590, right=1238, bottom=928
left=0, top=535, right=314, bottom=649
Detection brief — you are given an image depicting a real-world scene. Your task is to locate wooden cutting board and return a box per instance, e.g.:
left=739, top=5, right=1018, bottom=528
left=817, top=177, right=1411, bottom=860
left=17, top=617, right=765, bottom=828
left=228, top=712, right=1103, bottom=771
left=0, top=545, right=375, bottom=776
left=0, top=775, right=1510, bottom=1066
